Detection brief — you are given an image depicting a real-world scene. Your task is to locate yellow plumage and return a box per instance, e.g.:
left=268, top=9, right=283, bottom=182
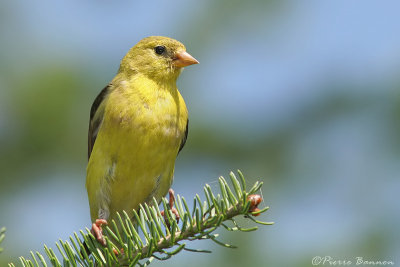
left=86, top=36, right=198, bottom=230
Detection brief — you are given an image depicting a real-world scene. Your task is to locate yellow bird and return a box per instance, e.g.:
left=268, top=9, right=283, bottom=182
left=86, top=36, right=198, bottom=244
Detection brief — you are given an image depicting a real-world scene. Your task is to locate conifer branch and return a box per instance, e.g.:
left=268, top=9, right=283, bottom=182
left=10, top=170, right=273, bottom=266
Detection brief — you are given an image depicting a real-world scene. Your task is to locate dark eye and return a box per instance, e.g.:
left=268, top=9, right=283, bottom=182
left=154, top=46, right=166, bottom=55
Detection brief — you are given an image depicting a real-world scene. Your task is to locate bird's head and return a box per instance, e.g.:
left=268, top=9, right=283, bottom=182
left=119, top=36, right=199, bottom=83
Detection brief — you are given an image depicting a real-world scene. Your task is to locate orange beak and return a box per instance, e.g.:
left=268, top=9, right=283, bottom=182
left=173, top=51, right=199, bottom=67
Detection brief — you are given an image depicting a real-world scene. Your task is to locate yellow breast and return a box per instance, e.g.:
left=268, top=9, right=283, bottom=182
left=86, top=74, right=188, bottom=222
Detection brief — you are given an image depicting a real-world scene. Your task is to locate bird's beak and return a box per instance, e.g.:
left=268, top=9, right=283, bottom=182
left=173, top=51, right=199, bottom=67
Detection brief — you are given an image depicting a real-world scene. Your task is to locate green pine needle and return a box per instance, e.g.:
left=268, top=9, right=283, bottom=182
left=9, top=170, right=272, bottom=266
left=0, top=227, right=5, bottom=254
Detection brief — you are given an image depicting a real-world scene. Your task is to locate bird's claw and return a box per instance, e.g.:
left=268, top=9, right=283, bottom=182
left=91, top=219, right=108, bottom=246
left=161, top=189, right=180, bottom=224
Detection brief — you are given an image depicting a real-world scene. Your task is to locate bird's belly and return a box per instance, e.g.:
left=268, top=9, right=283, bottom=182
left=102, top=114, right=183, bottom=219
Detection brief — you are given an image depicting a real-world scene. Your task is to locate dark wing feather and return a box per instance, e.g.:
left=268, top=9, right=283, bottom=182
left=178, top=118, right=189, bottom=154
left=88, top=85, right=109, bottom=160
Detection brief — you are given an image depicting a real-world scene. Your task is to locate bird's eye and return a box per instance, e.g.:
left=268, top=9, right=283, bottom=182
left=154, top=46, right=166, bottom=55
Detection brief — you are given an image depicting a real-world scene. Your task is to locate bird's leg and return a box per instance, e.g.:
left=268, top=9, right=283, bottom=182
left=168, top=189, right=180, bottom=222
left=90, top=219, right=124, bottom=256
left=161, top=189, right=180, bottom=224
left=90, top=219, right=107, bottom=246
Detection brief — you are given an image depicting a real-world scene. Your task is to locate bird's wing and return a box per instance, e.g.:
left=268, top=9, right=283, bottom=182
left=178, top=118, right=189, bottom=154
left=88, top=85, right=110, bottom=160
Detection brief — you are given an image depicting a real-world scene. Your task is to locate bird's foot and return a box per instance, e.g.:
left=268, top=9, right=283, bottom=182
left=161, top=189, right=180, bottom=224
left=90, top=219, right=123, bottom=257
left=90, top=219, right=107, bottom=246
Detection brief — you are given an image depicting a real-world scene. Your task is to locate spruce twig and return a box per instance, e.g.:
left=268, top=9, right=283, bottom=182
left=9, top=170, right=272, bottom=267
